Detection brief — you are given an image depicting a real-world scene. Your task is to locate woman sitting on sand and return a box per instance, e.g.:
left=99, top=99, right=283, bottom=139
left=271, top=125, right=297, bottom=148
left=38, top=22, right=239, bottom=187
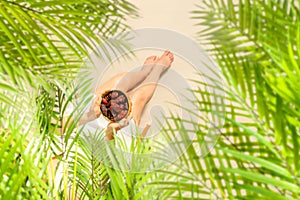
left=77, top=50, right=174, bottom=140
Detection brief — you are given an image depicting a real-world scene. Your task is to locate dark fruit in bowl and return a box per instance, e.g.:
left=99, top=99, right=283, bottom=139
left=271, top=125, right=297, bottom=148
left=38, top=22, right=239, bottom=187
left=100, top=90, right=131, bottom=122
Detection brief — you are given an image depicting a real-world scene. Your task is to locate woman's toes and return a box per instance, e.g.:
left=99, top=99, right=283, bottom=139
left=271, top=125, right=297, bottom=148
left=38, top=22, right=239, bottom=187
left=167, top=53, right=173, bottom=61
left=170, top=54, right=174, bottom=62
left=146, top=56, right=154, bottom=61
left=153, top=56, right=159, bottom=61
left=144, top=55, right=158, bottom=65
left=162, top=50, right=170, bottom=57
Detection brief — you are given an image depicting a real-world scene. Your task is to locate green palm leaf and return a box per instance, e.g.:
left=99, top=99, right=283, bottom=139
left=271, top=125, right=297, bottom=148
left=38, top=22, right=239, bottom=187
left=0, top=0, right=137, bottom=198
left=151, top=0, right=300, bottom=199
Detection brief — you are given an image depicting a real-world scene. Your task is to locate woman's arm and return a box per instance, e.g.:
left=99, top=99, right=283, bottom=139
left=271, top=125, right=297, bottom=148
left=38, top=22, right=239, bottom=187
left=78, top=111, right=98, bottom=126
left=105, top=118, right=129, bottom=140
left=60, top=94, right=101, bottom=132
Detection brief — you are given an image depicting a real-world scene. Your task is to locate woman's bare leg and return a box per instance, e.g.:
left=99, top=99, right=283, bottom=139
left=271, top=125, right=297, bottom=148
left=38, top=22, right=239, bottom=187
left=95, top=56, right=158, bottom=95
left=129, top=51, right=174, bottom=125
left=115, top=56, right=158, bottom=92
left=95, top=72, right=127, bottom=95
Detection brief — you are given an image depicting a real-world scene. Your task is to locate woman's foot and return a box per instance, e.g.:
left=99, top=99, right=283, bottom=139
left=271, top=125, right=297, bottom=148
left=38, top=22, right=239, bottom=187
left=145, top=55, right=159, bottom=65
left=142, top=55, right=159, bottom=74
left=155, top=50, right=174, bottom=72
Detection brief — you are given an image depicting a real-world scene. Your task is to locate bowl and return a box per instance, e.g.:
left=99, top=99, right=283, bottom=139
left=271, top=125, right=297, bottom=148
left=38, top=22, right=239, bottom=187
left=100, top=89, right=132, bottom=122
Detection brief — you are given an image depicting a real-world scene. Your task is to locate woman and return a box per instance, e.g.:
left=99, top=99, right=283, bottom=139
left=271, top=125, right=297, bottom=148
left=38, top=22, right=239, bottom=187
left=77, top=50, right=174, bottom=140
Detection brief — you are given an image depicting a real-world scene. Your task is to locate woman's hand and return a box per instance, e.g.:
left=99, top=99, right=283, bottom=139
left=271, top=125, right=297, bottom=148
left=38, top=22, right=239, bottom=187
left=106, top=118, right=129, bottom=140
left=78, top=95, right=101, bottom=125
left=88, top=94, right=101, bottom=119
left=118, top=118, right=130, bottom=128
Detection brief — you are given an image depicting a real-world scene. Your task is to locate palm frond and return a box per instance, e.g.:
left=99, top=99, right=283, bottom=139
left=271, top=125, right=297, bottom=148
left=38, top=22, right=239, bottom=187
left=152, top=0, right=300, bottom=199
left=0, top=0, right=138, bottom=198
left=0, top=94, right=51, bottom=199
left=0, top=0, right=137, bottom=92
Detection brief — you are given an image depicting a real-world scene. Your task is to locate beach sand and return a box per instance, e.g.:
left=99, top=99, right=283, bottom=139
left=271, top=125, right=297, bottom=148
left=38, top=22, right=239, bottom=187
left=100, top=0, right=204, bottom=128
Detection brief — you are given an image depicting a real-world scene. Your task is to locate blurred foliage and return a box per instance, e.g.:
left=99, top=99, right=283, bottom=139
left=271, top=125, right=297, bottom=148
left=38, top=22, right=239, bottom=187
left=152, top=0, right=300, bottom=199
left=0, top=0, right=137, bottom=199
left=1, top=0, right=300, bottom=199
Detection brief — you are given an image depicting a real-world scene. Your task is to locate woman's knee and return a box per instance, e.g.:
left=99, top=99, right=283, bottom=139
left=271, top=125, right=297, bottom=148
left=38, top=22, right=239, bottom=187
left=132, top=90, right=151, bottom=104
